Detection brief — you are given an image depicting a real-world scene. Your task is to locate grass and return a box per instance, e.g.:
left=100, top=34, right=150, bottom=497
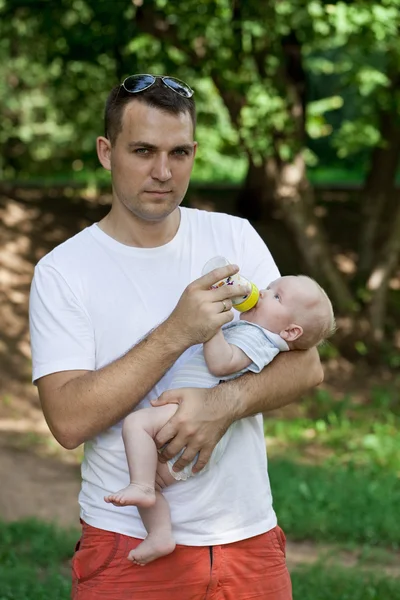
left=0, top=520, right=78, bottom=567
left=291, top=565, right=400, bottom=600
left=264, top=387, right=400, bottom=548
left=0, top=568, right=70, bottom=600
left=265, top=385, right=400, bottom=471
left=269, top=459, right=400, bottom=548
left=1, top=386, right=399, bottom=598
left=0, top=520, right=77, bottom=600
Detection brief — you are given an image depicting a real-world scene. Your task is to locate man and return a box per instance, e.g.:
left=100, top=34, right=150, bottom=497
left=29, top=74, right=323, bottom=600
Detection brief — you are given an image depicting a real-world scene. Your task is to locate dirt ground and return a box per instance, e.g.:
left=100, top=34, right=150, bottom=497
left=1, top=188, right=398, bottom=576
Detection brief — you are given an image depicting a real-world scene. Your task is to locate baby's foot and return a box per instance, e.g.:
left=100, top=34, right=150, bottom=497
left=104, top=483, right=156, bottom=507
left=128, top=532, right=176, bottom=566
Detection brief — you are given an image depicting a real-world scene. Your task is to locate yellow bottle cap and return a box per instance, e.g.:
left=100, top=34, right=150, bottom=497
left=234, top=283, right=260, bottom=312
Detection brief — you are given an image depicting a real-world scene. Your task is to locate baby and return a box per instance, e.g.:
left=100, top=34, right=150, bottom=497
left=105, top=275, right=335, bottom=565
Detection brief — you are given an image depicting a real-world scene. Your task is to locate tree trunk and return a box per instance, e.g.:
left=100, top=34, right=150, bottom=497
left=263, top=153, right=355, bottom=313
left=236, top=156, right=276, bottom=220
left=133, top=11, right=356, bottom=315
left=367, top=195, right=400, bottom=342
left=260, top=32, right=354, bottom=312
left=359, top=111, right=400, bottom=276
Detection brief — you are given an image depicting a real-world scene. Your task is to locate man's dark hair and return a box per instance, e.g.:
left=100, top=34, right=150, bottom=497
left=104, top=78, right=196, bottom=145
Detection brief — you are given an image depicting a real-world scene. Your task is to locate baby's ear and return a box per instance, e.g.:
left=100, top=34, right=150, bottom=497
left=280, top=324, right=303, bottom=342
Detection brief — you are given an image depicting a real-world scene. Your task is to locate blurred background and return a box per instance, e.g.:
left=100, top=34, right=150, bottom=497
left=0, top=1, right=399, bottom=598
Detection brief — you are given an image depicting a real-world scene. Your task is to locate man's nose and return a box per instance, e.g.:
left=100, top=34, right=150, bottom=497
left=151, top=154, right=172, bottom=182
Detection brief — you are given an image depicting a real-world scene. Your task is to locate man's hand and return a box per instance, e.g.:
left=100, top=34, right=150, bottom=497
left=151, top=386, right=234, bottom=473
left=167, top=264, right=251, bottom=348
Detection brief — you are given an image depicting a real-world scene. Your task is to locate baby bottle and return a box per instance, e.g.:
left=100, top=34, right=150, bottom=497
left=202, top=256, right=259, bottom=312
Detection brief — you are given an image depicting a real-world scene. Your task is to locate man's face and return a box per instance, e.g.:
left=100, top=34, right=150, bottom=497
left=107, top=100, right=197, bottom=223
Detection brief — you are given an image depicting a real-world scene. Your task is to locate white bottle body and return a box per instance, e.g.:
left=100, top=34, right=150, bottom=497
left=202, top=256, right=259, bottom=311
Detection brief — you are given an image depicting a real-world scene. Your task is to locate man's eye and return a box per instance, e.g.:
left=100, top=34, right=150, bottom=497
left=173, top=148, right=189, bottom=156
left=135, top=148, right=150, bottom=155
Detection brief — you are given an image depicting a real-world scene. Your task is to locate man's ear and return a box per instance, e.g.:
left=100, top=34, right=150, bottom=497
left=96, top=136, right=112, bottom=171
left=280, top=324, right=303, bottom=342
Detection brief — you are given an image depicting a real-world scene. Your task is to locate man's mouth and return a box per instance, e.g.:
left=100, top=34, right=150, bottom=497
left=145, top=190, right=172, bottom=194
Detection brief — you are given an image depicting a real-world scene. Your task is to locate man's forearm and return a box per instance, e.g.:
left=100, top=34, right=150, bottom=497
left=152, top=347, right=323, bottom=473
left=41, top=319, right=189, bottom=448
left=38, top=262, right=252, bottom=449
left=223, top=347, right=324, bottom=420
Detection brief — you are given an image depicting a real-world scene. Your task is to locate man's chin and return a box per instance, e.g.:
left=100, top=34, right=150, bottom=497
left=134, top=201, right=182, bottom=222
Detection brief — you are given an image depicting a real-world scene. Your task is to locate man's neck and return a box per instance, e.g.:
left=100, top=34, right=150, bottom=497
left=98, top=207, right=181, bottom=248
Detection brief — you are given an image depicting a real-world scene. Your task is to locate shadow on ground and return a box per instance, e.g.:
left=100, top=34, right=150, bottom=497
left=0, top=185, right=110, bottom=406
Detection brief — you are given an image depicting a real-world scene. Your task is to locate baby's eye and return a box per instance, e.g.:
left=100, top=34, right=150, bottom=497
left=274, top=293, right=280, bottom=301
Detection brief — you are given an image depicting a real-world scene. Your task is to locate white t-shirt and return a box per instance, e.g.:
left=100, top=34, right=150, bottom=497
left=29, top=207, right=281, bottom=545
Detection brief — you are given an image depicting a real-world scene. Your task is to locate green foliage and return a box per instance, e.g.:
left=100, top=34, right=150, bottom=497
left=2, top=0, right=400, bottom=178
left=265, top=388, right=400, bottom=471
left=1, top=0, right=400, bottom=347
left=0, top=0, right=139, bottom=177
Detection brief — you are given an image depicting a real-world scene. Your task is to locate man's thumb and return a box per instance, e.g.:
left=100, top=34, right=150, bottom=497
left=151, top=389, right=181, bottom=406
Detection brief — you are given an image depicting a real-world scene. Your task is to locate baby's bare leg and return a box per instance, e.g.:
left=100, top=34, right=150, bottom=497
left=128, top=491, right=176, bottom=565
left=126, top=456, right=185, bottom=563
left=104, top=404, right=178, bottom=507
left=155, top=460, right=179, bottom=490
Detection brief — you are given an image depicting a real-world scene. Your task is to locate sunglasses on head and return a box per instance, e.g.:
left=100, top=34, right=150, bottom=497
left=122, top=74, right=194, bottom=98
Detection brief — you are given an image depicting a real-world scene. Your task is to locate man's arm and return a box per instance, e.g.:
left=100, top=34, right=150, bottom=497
left=35, top=264, right=245, bottom=450
left=152, top=346, right=323, bottom=472
left=37, top=319, right=188, bottom=450
left=230, top=346, right=323, bottom=418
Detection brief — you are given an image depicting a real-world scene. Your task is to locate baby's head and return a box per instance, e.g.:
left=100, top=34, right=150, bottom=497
left=241, top=275, right=335, bottom=349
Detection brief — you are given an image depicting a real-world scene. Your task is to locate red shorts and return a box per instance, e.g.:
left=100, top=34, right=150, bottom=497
left=71, top=521, right=292, bottom=600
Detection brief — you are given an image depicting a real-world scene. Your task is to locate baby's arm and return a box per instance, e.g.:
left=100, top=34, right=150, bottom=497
left=203, top=329, right=252, bottom=377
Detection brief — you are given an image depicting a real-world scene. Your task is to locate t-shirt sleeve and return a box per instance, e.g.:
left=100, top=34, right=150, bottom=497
left=239, top=219, right=281, bottom=290
left=223, top=324, right=280, bottom=375
left=29, top=262, right=95, bottom=383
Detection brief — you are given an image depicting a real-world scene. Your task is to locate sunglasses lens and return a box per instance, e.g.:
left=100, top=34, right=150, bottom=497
left=123, top=74, right=155, bottom=93
left=162, top=77, right=193, bottom=98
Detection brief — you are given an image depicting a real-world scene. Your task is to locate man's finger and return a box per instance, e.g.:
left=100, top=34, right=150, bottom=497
left=191, top=448, right=213, bottom=473
left=197, top=264, right=239, bottom=290
left=155, top=419, right=179, bottom=449
left=151, top=389, right=182, bottom=407
left=216, top=298, right=233, bottom=312
left=156, top=433, right=188, bottom=462
left=172, top=446, right=201, bottom=472
left=211, top=280, right=252, bottom=301
left=216, top=310, right=235, bottom=328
